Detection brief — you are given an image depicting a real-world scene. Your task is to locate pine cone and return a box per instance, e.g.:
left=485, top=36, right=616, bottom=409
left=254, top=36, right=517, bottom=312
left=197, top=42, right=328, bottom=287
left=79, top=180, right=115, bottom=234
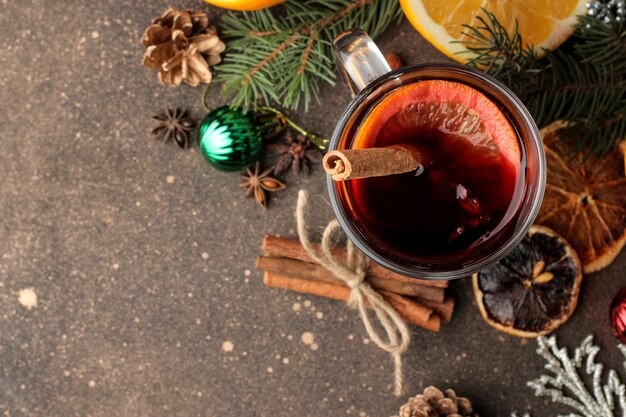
left=398, top=387, right=478, bottom=417
left=141, top=7, right=225, bottom=87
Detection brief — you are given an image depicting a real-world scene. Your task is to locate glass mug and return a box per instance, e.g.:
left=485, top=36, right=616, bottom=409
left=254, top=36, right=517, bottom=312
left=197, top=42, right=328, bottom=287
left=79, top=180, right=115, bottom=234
left=327, top=29, right=546, bottom=280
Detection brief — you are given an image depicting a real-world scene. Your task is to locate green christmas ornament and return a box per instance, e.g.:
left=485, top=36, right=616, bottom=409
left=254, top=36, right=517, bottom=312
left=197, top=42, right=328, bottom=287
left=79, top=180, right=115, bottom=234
left=197, top=106, right=280, bottom=172
left=198, top=105, right=329, bottom=172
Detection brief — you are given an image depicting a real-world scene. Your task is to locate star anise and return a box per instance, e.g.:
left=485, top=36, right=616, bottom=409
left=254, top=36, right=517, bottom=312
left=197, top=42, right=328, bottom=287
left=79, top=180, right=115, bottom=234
left=151, top=107, right=197, bottom=149
left=270, top=131, right=322, bottom=175
left=240, top=162, right=286, bottom=209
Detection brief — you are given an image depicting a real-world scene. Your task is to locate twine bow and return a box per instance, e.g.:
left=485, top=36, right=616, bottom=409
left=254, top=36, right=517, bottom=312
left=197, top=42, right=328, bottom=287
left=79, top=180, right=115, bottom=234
left=296, top=190, right=410, bottom=396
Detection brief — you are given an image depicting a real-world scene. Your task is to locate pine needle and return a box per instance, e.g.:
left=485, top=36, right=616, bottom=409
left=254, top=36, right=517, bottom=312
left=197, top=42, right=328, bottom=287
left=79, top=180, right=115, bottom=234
left=215, top=0, right=403, bottom=112
left=459, top=9, right=626, bottom=158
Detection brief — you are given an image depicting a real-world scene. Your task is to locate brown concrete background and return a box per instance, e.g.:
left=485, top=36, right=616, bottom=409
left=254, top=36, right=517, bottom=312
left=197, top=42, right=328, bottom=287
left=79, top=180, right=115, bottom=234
left=1, top=1, right=625, bottom=416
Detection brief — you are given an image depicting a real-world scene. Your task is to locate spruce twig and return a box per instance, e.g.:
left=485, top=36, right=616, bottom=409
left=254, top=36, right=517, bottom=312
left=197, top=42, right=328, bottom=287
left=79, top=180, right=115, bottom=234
left=215, top=0, right=403, bottom=112
left=459, top=9, right=626, bottom=158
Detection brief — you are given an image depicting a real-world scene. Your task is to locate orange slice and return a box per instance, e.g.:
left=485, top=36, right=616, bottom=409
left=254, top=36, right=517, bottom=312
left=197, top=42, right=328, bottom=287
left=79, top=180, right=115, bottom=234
left=535, top=121, right=626, bottom=273
left=400, top=0, right=587, bottom=62
left=203, top=0, right=285, bottom=11
left=356, top=80, right=521, bottom=168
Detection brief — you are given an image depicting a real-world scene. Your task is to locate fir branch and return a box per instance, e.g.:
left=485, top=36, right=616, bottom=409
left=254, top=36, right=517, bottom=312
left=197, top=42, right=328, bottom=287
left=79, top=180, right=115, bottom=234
left=562, top=111, right=626, bottom=157
left=244, top=32, right=302, bottom=83
left=249, top=30, right=279, bottom=37
left=575, top=15, right=626, bottom=71
left=298, top=33, right=318, bottom=74
left=456, top=12, right=539, bottom=81
left=459, top=9, right=626, bottom=157
left=216, top=0, right=403, bottom=112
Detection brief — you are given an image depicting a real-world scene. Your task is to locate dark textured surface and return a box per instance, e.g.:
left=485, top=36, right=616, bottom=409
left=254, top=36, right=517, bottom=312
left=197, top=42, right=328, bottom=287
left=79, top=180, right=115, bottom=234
left=1, top=1, right=625, bottom=416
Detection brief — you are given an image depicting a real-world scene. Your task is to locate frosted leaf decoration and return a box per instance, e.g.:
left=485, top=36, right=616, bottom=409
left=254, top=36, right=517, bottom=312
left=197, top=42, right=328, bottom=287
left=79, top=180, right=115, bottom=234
left=511, top=336, right=626, bottom=417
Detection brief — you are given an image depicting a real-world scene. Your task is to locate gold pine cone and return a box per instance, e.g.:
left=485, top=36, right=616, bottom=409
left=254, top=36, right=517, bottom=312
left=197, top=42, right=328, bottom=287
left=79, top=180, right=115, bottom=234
left=141, top=7, right=225, bottom=87
left=397, top=386, right=478, bottom=417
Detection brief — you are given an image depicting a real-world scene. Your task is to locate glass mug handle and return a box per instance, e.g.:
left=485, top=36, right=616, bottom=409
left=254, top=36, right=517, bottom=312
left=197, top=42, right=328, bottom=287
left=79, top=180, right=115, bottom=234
left=332, top=29, right=391, bottom=95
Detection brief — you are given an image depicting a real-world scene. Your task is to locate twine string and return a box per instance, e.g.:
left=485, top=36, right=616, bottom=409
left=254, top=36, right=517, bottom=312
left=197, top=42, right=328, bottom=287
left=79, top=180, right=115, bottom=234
left=296, top=189, right=410, bottom=396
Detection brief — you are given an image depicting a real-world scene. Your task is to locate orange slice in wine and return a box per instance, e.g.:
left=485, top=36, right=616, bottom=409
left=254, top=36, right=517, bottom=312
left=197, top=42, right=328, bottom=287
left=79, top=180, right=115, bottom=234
left=355, top=80, right=521, bottom=169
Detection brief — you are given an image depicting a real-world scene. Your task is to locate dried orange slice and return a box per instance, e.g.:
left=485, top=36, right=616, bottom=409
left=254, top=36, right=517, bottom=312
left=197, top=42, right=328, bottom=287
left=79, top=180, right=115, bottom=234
left=473, top=225, right=582, bottom=338
left=400, top=0, right=587, bottom=62
left=536, top=122, right=626, bottom=273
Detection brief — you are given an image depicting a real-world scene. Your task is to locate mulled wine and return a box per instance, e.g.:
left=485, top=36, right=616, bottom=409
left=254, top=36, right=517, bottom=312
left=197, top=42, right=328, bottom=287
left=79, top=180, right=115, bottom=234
left=343, top=80, right=524, bottom=262
left=328, top=28, right=544, bottom=279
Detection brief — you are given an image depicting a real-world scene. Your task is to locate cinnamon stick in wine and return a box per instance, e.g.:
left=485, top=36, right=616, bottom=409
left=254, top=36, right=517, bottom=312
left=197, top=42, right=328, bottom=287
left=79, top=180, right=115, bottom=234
left=323, top=144, right=427, bottom=181
left=262, top=235, right=447, bottom=289
left=256, top=255, right=445, bottom=303
left=263, top=272, right=441, bottom=332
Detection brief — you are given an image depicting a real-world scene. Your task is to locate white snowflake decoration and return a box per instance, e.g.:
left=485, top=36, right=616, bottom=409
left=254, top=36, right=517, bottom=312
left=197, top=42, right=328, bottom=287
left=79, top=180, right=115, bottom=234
left=512, top=335, right=626, bottom=417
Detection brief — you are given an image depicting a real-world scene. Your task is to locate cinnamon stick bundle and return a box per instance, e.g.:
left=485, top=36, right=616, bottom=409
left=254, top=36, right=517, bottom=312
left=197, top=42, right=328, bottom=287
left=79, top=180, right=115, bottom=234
left=417, top=296, right=455, bottom=323
left=262, top=236, right=447, bottom=289
left=258, top=234, right=454, bottom=332
left=263, top=272, right=441, bottom=332
left=256, top=255, right=444, bottom=303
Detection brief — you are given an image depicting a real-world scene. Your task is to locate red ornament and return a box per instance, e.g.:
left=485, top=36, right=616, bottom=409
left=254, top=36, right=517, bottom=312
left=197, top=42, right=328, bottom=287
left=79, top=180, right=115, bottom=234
left=610, top=287, right=626, bottom=343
